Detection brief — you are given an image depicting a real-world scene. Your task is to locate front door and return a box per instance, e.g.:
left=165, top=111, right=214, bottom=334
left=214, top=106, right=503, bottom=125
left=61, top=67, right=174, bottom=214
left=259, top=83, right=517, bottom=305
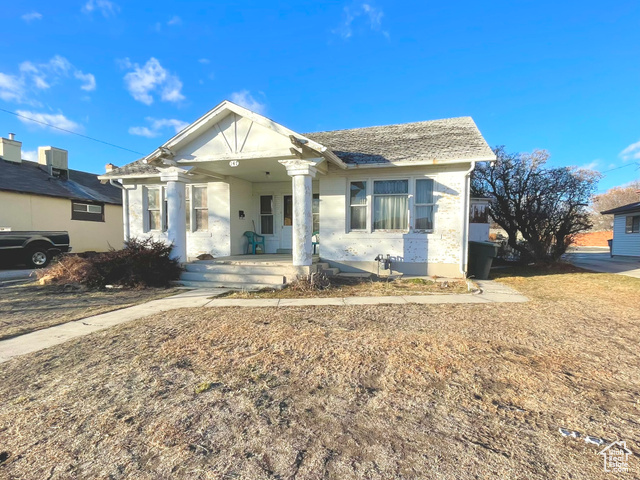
left=280, top=195, right=293, bottom=250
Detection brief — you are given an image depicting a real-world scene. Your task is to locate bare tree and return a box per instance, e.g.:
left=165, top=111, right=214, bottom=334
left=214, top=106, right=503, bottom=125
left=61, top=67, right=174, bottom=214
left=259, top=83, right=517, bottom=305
left=472, top=147, right=601, bottom=263
left=590, top=180, right=640, bottom=230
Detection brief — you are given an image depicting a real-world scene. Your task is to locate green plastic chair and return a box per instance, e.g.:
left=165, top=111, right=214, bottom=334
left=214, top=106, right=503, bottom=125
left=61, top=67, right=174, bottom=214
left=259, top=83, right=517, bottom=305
left=312, top=230, right=319, bottom=254
left=244, top=231, right=266, bottom=254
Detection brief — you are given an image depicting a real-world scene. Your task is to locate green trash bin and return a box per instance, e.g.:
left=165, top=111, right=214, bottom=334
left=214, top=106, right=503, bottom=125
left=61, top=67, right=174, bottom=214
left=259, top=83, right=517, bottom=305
left=468, top=241, right=499, bottom=279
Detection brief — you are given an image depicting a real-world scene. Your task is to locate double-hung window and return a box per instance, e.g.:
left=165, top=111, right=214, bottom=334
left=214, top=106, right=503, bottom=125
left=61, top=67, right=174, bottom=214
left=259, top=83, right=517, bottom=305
left=146, top=187, right=162, bottom=231
left=373, top=180, right=409, bottom=231
left=192, top=186, right=208, bottom=231
left=626, top=215, right=640, bottom=234
left=414, top=179, right=435, bottom=230
left=312, top=194, right=320, bottom=233
left=260, top=195, right=274, bottom=235
left=349, top=181, right=367, bottom=230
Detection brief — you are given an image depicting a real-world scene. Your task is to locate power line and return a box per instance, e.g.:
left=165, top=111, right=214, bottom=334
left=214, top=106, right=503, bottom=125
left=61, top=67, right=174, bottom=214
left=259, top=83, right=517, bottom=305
left=0, top=107, right=145, bottom=156
left=600, top=162, right=640, bottom=174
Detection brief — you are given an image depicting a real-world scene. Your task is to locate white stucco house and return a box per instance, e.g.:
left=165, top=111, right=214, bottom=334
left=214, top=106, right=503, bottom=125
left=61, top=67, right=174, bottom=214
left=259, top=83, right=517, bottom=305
left=99, top=100, right=495, bottom=284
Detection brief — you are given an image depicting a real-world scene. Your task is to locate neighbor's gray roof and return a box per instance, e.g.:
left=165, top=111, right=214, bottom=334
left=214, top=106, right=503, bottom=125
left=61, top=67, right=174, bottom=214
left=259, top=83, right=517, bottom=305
left=0, top=160, right=122, bottom=204
left=102, top=116, right=494, bottom=177
left=601, top=202, right=640, bottom=215
left=305, top=117, right=495, bottom=165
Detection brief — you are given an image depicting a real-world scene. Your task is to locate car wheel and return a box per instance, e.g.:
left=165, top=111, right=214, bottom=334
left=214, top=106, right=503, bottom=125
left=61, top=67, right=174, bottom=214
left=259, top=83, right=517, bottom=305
left=26, top=247, right=51, bottom=268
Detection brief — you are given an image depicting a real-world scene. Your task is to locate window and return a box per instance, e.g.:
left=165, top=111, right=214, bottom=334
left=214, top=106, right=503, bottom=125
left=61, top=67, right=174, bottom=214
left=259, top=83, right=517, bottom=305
left=71, top=202, right=104, bottom=222
left=312, top=194, right=320, bottom=233
left=193, top=186, right=208, bottom=231
left=146, top=187, right=162, bottom=231
left=373, top=180, right=408, bottom=231
left=283, top=195, right=293, bottom=226
left=185, top=186, right=191, bottom=231
left=626, top=215, right=640, bottom=234
left=260, top=195, right=274, bottom=234
left=349, top=181, right=367, bottom=230
left=414, top=179, right=435, bottom=230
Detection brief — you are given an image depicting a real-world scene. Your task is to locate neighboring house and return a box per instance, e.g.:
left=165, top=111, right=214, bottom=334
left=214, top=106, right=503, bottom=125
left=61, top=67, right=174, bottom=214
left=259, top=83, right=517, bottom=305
left=601, top=202, right=640, bottom=257
left=0, top=134, right=124, bottom=253
left=99, top=100, right=495, bottom=277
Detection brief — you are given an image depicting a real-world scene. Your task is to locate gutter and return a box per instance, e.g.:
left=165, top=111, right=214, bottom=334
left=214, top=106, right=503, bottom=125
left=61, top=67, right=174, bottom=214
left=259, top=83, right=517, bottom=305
left=460, top=161, right=476, bottom=277
left=109, top=179, right=130, bottom=241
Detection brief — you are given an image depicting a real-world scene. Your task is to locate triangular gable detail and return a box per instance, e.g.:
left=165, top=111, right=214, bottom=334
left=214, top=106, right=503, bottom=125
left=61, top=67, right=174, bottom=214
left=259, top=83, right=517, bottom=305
left=142, top=100, right=346, bottom=168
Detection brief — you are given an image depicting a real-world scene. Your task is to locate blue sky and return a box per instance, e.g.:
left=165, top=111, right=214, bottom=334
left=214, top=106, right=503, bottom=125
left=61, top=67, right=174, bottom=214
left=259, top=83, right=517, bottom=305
left=1, top=0, right=639, bottom=192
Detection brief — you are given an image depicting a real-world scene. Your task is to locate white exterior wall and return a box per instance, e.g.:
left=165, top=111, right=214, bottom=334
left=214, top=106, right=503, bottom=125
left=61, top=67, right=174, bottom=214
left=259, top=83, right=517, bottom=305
left=612, top=214, right=640, bottom=257
left=319, top=164, right=469, bottom=277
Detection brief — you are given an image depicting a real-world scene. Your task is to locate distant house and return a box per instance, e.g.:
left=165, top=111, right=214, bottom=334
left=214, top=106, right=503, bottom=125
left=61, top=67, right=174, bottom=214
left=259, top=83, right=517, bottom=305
left=601, top=201, right=640, bottom=257
left=99, top=100, right=495, bottom=279
left=0, top=134, right=123, bottom=253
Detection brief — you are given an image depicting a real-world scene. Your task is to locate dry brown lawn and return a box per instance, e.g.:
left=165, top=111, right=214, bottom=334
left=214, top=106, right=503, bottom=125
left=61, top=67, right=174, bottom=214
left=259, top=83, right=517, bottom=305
left=0, top=264, right=639, bottom=479
left=0, top=283, right=179, bottom=340
left=225, top=276, right=470, bottom=299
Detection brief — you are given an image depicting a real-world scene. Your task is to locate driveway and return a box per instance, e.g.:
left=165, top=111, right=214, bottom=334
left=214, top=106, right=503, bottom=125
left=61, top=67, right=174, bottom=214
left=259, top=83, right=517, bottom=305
left=0, top=267, right=37, bottom=286
left=564, top=247, right=640, bottom=278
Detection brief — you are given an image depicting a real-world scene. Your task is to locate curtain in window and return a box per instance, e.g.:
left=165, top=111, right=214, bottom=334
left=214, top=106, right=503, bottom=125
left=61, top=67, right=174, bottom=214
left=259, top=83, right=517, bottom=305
left=374, top=196, right=408, bottom=230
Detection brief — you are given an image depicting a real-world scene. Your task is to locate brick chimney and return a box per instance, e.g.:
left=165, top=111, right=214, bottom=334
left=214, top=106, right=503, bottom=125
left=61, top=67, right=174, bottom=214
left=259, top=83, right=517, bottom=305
left=105, top=163, right=118, bottom=172
left=0, top=133, right=22, bottom=163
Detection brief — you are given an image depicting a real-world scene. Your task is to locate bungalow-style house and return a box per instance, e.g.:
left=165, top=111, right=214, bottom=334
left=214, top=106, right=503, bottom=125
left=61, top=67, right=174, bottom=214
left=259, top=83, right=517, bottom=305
left=601, top=201, right=640, bottom=257
left=0, top=134, right=123, bottom=253
left=99, top=100, right=495, bottom=287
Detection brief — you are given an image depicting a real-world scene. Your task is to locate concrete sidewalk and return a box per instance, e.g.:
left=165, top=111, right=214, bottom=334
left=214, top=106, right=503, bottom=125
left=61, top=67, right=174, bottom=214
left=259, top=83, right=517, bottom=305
left=0, top=281, right=526, bottom=364
left=564, top=249, right=640, bottom=279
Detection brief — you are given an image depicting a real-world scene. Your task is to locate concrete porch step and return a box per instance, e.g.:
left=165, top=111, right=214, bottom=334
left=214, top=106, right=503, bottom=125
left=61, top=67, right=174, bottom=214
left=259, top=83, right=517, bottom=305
left=176, top=280, right=284, bottom=291
left=276, top=248, right=292, bottom=254
left=181, top=271, right=286, bottom=285
left=185, top=262, right=296, bottom=275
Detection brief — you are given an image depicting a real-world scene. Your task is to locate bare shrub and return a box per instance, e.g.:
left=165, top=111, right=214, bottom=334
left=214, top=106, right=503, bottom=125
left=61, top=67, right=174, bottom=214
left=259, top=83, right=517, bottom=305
left=38, top=238, right=182, bottom=289
left=290, top=271, right=331, bottom=292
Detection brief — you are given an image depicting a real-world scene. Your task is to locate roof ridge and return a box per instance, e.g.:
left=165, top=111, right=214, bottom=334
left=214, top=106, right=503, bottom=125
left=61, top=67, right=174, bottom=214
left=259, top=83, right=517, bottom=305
left=304, top=116, right=474, bottom=135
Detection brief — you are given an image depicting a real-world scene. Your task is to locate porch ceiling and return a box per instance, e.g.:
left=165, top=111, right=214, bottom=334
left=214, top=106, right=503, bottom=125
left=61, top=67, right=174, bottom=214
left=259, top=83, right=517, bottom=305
left=185, top=157, right=318, bottom=183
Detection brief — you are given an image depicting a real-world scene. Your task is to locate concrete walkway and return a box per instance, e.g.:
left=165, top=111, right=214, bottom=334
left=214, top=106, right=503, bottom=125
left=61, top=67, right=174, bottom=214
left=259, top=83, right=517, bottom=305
left=564, top=248, right=640, bottom=279
left=0, top=268, right=36, bottom=286
left=0, top=281, right=526, bottom=364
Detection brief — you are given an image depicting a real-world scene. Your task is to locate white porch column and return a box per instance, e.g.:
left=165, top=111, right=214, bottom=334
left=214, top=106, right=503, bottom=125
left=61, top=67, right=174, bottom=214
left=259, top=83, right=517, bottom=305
left=160, top=167, right=190, bottom=263
left=279, top=160, right=318, bottom=267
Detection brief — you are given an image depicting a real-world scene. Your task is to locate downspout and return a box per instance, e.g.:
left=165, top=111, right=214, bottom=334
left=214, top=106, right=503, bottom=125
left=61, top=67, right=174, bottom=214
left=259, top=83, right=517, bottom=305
left=460, top=161, right=476, bottom=277
left=110, top=179, right=130, bottom=242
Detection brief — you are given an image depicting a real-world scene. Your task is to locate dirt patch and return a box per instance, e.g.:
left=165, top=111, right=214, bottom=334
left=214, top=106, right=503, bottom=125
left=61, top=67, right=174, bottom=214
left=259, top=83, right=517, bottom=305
left=0, top=266, right=638, bottom=479
left=225, top=276, right=471, bottom=299
left=571, top=230, right=613, bottom=247
left=0, top=283, right=179, bottom=340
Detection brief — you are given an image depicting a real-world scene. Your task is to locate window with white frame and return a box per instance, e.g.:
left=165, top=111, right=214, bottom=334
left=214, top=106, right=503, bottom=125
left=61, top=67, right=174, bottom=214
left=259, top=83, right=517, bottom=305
left=312, top=194, right=320, bottom=233
left=193, top=186, right=208, bottom=231
left=71, top=202, right=104, bottom=222
left=260, top=195, right=274, bottom=235
left=373, top=180, right=409, bottom=231
left=146, top=187, right=162, bottom=231
left=414, top=179, right=435, bottom=230
left=349, top=181, right=367, bottom=230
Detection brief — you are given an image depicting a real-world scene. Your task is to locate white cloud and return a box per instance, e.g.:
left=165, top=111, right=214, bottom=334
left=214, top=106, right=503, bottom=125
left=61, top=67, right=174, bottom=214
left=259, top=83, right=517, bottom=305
left=0, top=73, right=26, bottom=102
left=230, top=90, right=266, bottom=115
left=334, top=3, right=389, bottom=39
left=128, top=117, right=189, bottom=138
left=22, top=150, right=38, bottom=161
left=74, top=71, right=96, bottom=91
left=82, top=0, right=119, bottom=18
left=16, top=110, right=83, bottom=133
left=620, top=140, right=640, bottom=162
left=121, top=57, right=185, bottom=105
left=578, top=160, right=599, bottom=171
left=167, top=15, right=182, bottom=26
left=21, top=12, right=42, bottom=23
left=198, top=58, right=210, bottom=64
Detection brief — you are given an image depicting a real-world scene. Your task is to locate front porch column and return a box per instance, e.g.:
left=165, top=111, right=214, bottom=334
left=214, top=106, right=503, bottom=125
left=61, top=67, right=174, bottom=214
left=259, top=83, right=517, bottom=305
left=279, top=160, right=318, bottom=267
left=160, top=167, right=191, bottom=263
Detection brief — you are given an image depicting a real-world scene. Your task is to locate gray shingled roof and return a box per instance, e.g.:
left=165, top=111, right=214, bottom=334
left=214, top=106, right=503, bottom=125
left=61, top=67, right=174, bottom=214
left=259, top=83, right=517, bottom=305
left=601, top=202, right=640, bottom=215
left=305, top=117, right=494, bottom=165
left=0, top=159, right=122, bottom=204
left=101, top=158, right=158, bottom=178
left=102, top=116, right=494, bottom=177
